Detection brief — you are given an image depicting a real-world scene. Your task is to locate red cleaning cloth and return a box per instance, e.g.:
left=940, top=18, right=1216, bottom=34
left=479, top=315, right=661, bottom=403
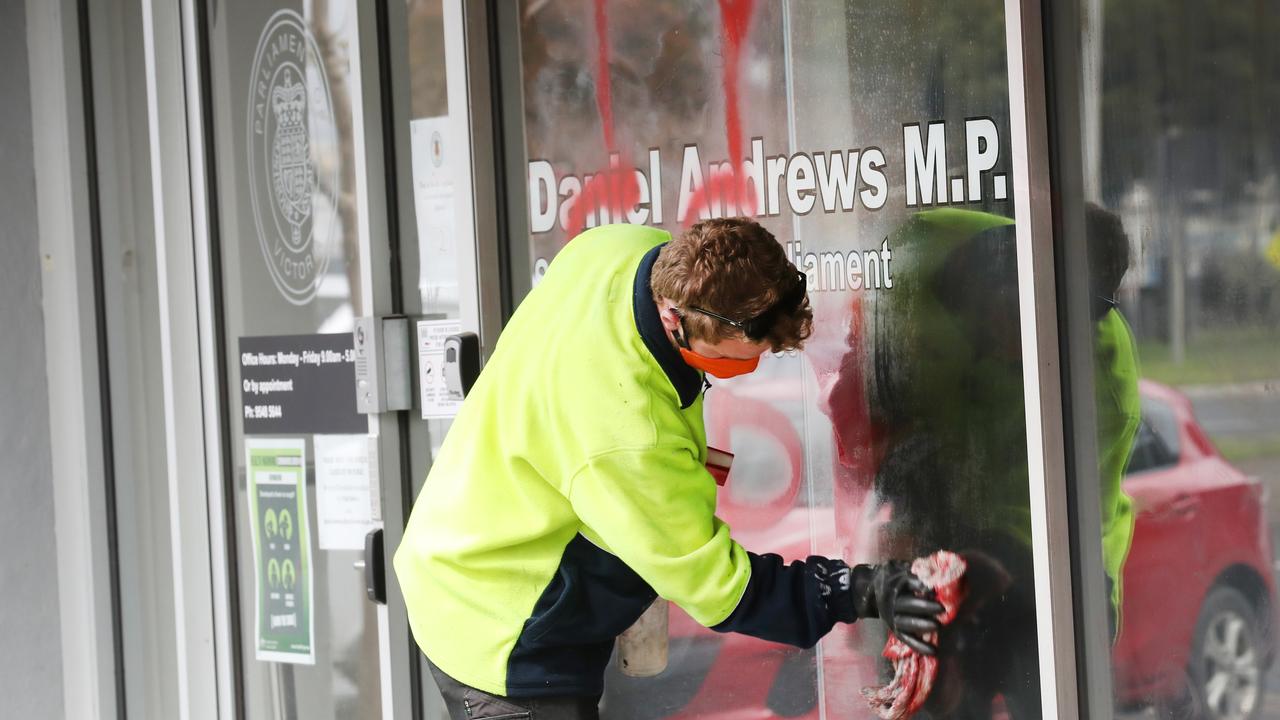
left=861, top=551, right=967, bottom=719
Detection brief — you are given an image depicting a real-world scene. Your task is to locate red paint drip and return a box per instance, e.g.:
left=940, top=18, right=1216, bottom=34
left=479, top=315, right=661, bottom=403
left=717, top=0, right=753, bottom=177
left=682, top=0, right=758, bottom=225
left=593, top=0, right=615, bottom=152
left=565, top=0, right=641, bottom=239
left=571, top=0, right=761, bottom=236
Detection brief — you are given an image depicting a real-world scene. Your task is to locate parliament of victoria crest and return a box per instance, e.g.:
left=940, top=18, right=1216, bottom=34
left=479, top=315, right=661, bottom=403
left=247, top=10, right=338, bottom=305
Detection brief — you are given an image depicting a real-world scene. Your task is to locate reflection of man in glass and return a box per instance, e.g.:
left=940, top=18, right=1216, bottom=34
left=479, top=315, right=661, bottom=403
left=865, top=210, right=1039, bottom=718
left=395, top=219, right=943, bottom=719
left=851, top=206, right=1139, bottom=715
left=1085, top=204, right=1139, bottom=641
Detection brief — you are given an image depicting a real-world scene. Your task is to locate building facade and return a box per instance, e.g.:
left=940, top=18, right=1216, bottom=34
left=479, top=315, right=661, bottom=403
left=4, top=1, right=1280, bottom=718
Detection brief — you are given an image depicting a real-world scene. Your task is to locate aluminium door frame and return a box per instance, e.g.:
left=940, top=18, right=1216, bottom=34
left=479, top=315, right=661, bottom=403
left=142, top=0, right=231, bottom=717
left=27, top=0, right=123, bottom=717
left=376, top=0, right=509, bottom=716
left=1008, top=0, right=1120, bottom=716
left=349, top=1, right=405, bottom=718
left=374, top=0, right=424, bottom=715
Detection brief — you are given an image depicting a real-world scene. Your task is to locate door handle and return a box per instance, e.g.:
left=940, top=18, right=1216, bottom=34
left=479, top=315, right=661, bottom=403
left=1169, top=493, right=1201, bottom=517
left=364, top=528, right=386, bottom=604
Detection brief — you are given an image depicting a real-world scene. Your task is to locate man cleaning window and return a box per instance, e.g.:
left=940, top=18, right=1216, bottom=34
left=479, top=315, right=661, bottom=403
left=394, top=218, right=942, bottom=719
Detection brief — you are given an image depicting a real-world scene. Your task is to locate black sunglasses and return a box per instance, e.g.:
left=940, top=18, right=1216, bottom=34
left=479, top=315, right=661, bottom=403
left=687, top=270, right=807, bottom=341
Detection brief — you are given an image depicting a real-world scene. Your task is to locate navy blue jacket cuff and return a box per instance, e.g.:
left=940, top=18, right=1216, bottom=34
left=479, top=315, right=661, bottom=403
left=710, top=552, right=856, bottom=648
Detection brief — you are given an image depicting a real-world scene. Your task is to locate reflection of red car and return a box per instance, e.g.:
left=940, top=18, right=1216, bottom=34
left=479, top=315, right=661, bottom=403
left=1115, top=381, right=1276, bottom=718
left=604, top=380, right=1276, bottom=720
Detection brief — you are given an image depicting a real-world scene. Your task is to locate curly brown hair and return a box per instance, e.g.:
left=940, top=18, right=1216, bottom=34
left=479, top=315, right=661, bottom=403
left=650, top=218, right=813, bottom=351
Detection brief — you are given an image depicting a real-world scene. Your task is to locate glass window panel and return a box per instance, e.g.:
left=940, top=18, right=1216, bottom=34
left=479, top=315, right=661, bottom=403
left=1062, top=1, right=1280, bottom=716
left=499, top=2, right=1044, bottom=717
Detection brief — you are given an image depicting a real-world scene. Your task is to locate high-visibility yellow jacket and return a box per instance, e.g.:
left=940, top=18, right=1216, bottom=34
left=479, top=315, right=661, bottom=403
left=394, top=224, right=856, bottom=698
left=1094, top=306, right=1139, bottom=635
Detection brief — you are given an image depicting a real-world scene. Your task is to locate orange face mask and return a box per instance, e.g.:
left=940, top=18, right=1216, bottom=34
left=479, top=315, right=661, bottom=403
left=669, top=272, right=804, bottom=380
left=677, top=346, right=761, bottom=379
left=672, top=313, right=763, bottom=379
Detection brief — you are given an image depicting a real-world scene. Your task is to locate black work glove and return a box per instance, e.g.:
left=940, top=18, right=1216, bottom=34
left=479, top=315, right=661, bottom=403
left=851, top=561, right=945, bottom=656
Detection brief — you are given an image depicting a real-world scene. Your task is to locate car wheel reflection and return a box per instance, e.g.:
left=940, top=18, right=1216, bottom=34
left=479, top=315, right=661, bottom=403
left=1192, top=587, right=1264, bottom=720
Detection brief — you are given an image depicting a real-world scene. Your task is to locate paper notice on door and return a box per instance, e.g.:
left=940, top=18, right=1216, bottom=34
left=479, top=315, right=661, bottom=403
left=245, top=438, right=315, bottom=665
left=314, top=434, right=381, bottom=551
left=418, top=318, right=464, bottom=419
left=411, top=116, right=459, bottom=316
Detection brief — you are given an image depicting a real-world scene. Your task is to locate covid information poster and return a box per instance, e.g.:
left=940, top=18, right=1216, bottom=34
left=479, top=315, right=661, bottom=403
left=245, top=438, right=315, bottom=664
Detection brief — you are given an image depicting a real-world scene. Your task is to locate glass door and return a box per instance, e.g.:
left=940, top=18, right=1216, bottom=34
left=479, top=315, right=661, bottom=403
left=204, top=1, right=393, bottom=717
left=203, top=0, right=498, bottom=714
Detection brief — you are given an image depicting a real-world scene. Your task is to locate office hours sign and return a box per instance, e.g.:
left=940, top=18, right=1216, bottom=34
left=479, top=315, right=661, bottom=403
left=239, top=333, right=365, bottom=435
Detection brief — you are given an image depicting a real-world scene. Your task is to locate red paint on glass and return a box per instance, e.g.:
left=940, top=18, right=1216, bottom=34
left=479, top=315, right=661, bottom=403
left=567, top=0, right=764, bottom=236
left=592, top=0, right=615, bottom=152
left=681, top=0, right=759, bottom=225
left=717, top=0, right=753, bottom=182
left=564, top=164, right=640, bottom=239
left=564, top=0, right=641, bottom=239
left=680, top=171, right=758, bottom=227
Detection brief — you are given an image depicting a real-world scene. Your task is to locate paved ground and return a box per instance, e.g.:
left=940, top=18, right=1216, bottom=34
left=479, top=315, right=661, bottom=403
left=1186, top=381, right=1280, bottom=444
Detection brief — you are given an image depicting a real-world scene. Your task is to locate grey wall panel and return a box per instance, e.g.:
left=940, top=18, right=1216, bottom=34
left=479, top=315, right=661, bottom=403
left=0, top=1, right=66, bottom=717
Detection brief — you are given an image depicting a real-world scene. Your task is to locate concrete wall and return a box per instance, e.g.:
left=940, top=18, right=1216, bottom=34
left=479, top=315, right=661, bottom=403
left=0, top=1, right=66, bottom=717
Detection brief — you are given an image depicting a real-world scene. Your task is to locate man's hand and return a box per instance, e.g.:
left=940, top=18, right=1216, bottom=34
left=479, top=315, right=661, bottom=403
left=852, top=561, right=945, bottom=655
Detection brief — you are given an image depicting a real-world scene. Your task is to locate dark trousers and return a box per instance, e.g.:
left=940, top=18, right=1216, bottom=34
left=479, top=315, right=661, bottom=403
left=428, top=661, right=602, bottom=720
